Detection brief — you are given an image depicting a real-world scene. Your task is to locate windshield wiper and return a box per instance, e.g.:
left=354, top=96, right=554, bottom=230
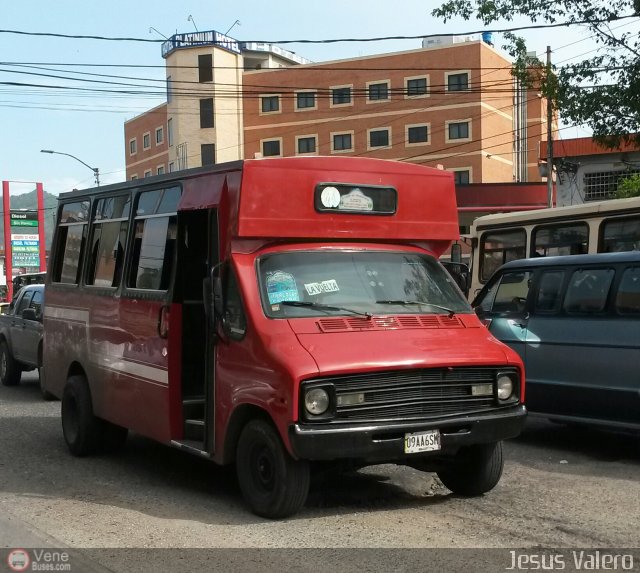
left=280, top=300, right=372, bottom=319
left=375, top=300, right=457, bottom=318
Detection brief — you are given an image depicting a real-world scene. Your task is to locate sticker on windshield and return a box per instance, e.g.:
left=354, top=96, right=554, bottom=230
left=266, top=271, right=299, bottom=304
left=304, top=279, right=339, bottom=296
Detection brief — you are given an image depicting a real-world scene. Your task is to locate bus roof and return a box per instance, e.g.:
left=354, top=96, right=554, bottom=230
left=471, top=196, right=640, bottom=232
left=60, top=156, right=460, bottom=247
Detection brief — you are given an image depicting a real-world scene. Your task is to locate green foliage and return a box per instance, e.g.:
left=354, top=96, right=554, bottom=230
left=616, top=173, right=640, bottom=198
left=432, top=1, right=640, bottom=148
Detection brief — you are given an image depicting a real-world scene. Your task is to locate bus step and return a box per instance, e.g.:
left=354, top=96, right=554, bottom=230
left=184, top=418, right=205, bottom=441
left=182, top=397, right=205, bottom=420
left=170, top=440, right=210, bottom=458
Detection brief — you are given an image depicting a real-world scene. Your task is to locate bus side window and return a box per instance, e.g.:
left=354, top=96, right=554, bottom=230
left=480, top=230, right=526, bottom=282
left=128, top=216, right=176, bottom=290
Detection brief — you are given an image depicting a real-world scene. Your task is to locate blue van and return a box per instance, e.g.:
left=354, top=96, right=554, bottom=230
left=472, top=251, right=640, bottom=430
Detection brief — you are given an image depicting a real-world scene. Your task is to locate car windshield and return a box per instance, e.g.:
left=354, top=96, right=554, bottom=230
left=258, top=250, right=471, bottom=318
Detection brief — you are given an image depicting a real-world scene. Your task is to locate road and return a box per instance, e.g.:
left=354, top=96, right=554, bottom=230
left=1, top=372, right=638, bottom=571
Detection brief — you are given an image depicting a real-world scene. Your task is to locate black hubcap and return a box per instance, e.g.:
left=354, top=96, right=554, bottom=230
left=252, top=446, right=275, bottom=492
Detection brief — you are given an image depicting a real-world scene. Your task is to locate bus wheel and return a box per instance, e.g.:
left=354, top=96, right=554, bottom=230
left=0, top=341, right=21, bottom=386
left=437, top=441, right=504, bottom=496
left=61, top=375, right=101, bottom=457
left=236, top=419, right=310, bottom=519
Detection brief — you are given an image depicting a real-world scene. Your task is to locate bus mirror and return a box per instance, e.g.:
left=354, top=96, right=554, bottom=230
left=442, top=261, right=470, bottom=297
left=213, top=277, right=224, bottom=316
left=203, top=277, right=213, bottom=318
left=451, top=242, right=462, bottom=264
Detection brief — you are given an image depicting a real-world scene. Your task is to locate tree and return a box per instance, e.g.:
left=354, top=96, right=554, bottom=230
left=616, top=173, right=640, bottom=198
left=432, top=1, right=640, bottom=148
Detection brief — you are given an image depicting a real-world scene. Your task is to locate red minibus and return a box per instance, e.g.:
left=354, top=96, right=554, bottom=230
left=43, top=156, right=525, bottom=518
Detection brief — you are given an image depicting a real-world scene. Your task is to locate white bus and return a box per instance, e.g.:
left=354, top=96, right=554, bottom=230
left=468, top=196, right=640, bottom=296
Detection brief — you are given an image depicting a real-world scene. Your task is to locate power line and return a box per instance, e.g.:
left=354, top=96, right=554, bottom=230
left=0, top=15, right=636, bottom=44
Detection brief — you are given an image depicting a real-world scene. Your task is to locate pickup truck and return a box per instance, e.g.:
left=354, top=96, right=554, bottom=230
left=0, top=284, right=52, bottom=399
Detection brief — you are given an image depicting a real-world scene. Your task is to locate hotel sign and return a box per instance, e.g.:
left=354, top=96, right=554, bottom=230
left=162, top=30, right=241, bottom=58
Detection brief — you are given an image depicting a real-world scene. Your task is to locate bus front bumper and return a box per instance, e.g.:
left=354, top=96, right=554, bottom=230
left=288, top=405, right=526, bottom=463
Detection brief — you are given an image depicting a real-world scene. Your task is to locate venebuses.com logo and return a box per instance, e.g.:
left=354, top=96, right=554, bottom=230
left=6, top=549, right=71, bottom=572
left=7, top=550, right=30, bottom=572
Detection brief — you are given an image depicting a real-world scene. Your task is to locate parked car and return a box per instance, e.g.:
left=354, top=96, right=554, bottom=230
left=472, top=251, right=640, bottom=431
left=0, top=284, right=53, bottom=399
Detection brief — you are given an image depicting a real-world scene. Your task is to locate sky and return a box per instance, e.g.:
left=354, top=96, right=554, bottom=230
left=0, top=0, right=611, bottom=196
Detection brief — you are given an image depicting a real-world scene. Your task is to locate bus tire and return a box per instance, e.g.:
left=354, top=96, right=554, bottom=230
left=0, top=341, right=21, bottom=386
left=437, top=441, right=504, bottom=496
left=236, top=419, right=310, bottom=519
left=61, top=375, right=101, bottom=457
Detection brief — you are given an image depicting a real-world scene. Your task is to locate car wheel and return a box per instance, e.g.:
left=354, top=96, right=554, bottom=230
left=0, top=341, right=21, bottom=386
left=437, top=441, right=504, bottom=496
left=38, top=368, right=56, bottom=401
left=236, top=419, right=310, bottom=519
left=61, top=375, right=102, bottom=457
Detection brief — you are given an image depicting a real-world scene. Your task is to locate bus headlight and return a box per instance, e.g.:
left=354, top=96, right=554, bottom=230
left=497, top=374, right=514, bottom=400
left=305, top=388, right=330, bottom=416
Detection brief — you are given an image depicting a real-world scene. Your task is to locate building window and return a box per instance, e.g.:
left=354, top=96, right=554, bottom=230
left=155, top=127, right=163, bottom=145
left=200, top=98, right=214, bottom=128
left=144, top=170, right=152, bottom=178
left=332, top=132, right=353, bottom=152
left=454, top=170, right=471, bottom=185
left=131, top=174, right=138, bottom=180
left=169, top=162, right=175, bottom=173
left=261, top=95, right=280, bottom=113
left=447, top=120, right=471, bottom=141
left=406, top=77, right=428, bottom=97
left=296, top=91, right=316, bottom=110
left=296, top=136, right=316, bottom=154
left=262, top=139, right=281, bottom=157
left=447, top=71, right=470, bottom=92
left=201, top=143, right=216, bottom=166
left=367, top=81, right=390, bottom=101
left=583, top=169, right=640, bottom=201
left=369, top=129, right=390, bottom=148
left=331, top=86, right=352, bottom=106
left=198, top=54, right=213, bottom=83
left=143, top=132, right=150, bottom=150
left=129, top=138, right=137, bottom=155
left=166, top=76, right=172, bottom=103
left=168, top=118, right=173, bottom=147
left=157, top=165, right=165, bottom=175
left=407, top=124, right=429, bottom=144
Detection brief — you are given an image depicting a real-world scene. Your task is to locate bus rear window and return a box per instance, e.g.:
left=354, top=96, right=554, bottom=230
left=480, top=230, right=526, bottom=282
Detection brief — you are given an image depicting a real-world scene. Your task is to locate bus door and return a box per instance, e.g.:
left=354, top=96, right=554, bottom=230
left=175, top=208, right=219, bottom=452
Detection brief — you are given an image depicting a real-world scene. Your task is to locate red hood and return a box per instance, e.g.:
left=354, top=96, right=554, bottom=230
left=288, top=314, right=515, bottom=375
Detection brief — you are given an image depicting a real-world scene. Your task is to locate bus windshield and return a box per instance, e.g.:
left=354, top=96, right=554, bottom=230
left=258, top=250, right=471, bottom=318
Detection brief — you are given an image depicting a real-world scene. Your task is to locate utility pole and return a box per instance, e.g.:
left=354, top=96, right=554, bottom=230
left=546, top=45, right=554, bottom=208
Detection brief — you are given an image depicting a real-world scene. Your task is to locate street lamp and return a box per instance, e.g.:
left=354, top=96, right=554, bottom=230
left=40, top=149, right=100, bottom=186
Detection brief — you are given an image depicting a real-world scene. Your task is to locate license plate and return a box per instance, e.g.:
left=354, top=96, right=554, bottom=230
left=404, top=429, right=441, bottom=454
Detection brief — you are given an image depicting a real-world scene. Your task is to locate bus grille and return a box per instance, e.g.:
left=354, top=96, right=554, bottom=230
left=310, top=367, right=505, bottom=423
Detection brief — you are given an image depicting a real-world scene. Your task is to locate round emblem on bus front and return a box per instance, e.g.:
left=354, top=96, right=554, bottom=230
left=320, top=186, right=341, bottom=208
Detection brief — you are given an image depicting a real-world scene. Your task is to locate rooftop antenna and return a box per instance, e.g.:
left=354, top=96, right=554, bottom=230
left=187, top=15, right=199, bottom=32
left=149, top=26, right=169, bottom=40
left=225, top=20, right=241, bottom=35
